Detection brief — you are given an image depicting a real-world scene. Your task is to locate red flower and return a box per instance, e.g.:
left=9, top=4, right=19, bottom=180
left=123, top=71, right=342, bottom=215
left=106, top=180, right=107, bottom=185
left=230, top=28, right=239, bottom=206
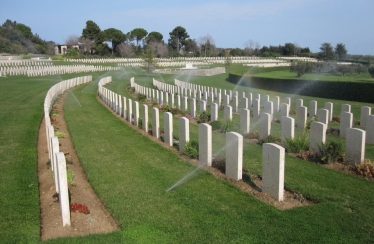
left=70, top=203, right=90, bottom=214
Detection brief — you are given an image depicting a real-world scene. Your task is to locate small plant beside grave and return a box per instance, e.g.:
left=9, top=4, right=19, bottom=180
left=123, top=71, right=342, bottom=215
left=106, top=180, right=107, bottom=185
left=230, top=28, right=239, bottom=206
left=305, top=116, right=317, bottom=130
left=220, top=118, right=240, bottom=133
left=318, top=141, right=344, bottom=164
left=209, top=120, right=222, bottom=130
left=285, top=133, right=309, bottom=153
left=55, top=132, right=65, bottom=138
left=138, top=117, right=142, bottom=128
left=326, top=127, right=340, bottom=136
left=196, top=111, right=211, bottom=123
left=296, top=150, right=319, bottom=161
left=67, top=167, right=76, bottom=186
left=354, top=159, right=374, bottom=179
left=184, top=140, right=199, bottom=159
left=258, top=135, right=281, bottom=145
left=126, top=85, right=135, bottom=94
left=136, top=94, right=147, bottom=103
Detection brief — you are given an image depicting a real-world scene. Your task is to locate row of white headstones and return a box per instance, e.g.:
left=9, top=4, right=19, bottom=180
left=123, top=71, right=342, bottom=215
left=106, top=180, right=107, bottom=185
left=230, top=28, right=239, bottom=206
left=0, top=64, right=119, bottom=77
left=102, top=75, right=373, bottom=200
left=44, top=75, right=92, bottom=227
left=153, top=78, right=373, bottom=146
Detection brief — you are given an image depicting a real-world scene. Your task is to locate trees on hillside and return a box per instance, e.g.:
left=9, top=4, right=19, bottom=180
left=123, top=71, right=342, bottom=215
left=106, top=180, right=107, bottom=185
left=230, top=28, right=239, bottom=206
left=0, top=19, right=52, bottom=54
left=103, top=28, right=126, bottom=56
left=146, top=31, right=163, bottom=44
left=116, top=43, right=135, bottom=58
left=129, top=28, right=148, bottom=50
left=198, top=34, right=217, bottom=57
left=335, top=43, right=347, bottom=61
left=290, top=61, right=315, bottom=77
left=168, top=26, right=189, bottom=54
left=82, top=20, right=101, bottom=41
left=81, top=20, right=106, bottom=54
left=318, top=43, right=335, bottom=61
left=184, top=39, right=199, bottom=55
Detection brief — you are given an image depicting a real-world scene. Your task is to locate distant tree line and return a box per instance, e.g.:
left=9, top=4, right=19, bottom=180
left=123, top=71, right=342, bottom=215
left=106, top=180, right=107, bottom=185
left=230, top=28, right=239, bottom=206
left=1, top=18, right=373, bottom=75
left=290, top=61, right=368, bottom=77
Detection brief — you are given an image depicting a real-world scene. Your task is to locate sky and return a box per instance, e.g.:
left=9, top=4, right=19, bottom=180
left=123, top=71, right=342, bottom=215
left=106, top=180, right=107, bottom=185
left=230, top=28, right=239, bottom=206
left=1, top=0, right=373, bottom=55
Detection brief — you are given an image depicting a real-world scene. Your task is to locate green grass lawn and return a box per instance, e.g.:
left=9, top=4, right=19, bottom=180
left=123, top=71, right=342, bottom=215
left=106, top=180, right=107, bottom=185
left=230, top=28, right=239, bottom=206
left=1, top=64, right=374, bottom=243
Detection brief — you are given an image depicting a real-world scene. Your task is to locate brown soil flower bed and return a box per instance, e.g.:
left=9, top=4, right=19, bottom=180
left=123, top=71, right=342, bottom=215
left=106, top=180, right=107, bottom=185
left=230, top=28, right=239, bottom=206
left=38, top=93, right=120, bottom=241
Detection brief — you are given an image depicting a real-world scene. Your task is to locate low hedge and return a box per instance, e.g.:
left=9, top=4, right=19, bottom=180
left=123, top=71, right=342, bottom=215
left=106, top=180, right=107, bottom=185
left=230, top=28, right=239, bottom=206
left=228, top=73, right=374, bottom=103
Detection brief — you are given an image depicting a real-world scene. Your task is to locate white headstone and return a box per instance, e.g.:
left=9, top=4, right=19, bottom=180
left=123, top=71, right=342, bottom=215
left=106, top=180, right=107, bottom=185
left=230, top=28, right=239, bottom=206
left=225, top=132, right=243, bottom=181
left=262, top=143, right=285, bottom=201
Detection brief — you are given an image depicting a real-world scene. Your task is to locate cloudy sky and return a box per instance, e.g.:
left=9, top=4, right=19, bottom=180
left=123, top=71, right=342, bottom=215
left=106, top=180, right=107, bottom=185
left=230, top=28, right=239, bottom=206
left=1, top=0, right=373, bottom=55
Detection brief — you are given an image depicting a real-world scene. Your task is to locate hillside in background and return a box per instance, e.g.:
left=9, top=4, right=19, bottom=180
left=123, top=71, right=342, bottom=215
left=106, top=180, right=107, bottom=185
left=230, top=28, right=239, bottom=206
left=0, top=19, right=55, bottom=55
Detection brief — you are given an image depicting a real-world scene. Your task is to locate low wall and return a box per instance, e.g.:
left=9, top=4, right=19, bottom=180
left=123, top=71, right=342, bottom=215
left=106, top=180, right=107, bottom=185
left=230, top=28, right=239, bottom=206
left=228, top=73, right=374, bottom=103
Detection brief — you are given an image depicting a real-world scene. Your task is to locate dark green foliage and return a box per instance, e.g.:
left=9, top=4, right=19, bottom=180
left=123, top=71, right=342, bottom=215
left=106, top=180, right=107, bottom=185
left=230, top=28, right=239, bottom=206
left=146, top=31, right=163, bottom=44
left=209, top=120, right=222, bottom=130
left=258, top=135, right=280, bottom=145
left=196, top=111, right=210, bottom=123
left=137, top=94, right=147, bottom=103
left=184, top=140, right=199, bottom=159
left=0, top=19, right=53, bottom=54
left=305, top=116, right=317, bottom=130
left=168, top=26, right=190, bottom=53
left=318, top=42, right=335, bottom=61
left=228, top=73, right=374, bottom=103
left=129, top=28, right=148, bottom=48
left=103, top=28, right=126, bottom=56
left=290, top=61, right=315, bottom=77
left=318, top=141, right=344, bottom=164
left=138, top=117, right=142, bottom=128
left=335, top=43, right=347, bottom=61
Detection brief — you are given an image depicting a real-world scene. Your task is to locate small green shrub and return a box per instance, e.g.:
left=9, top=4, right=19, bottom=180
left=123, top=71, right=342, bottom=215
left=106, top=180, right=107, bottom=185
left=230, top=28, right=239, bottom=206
left=160, top=104, right=172, bottom=113
left=305, top=116, right=317, bottom=130
left=55, top=132, right=65, bottom=138
left=196, top=111, right=211, bottom=123
left=220, top=118, right=240, bottom=133
left=127, top=86, right=135, bottom=94
left=246, top=131, right=259, bottom=139
left=318, top=141, right=344, bottom=164
left=137, top=94, right=147, bottom=103
left=138, top=117, right=142, bottom=128
left=173, top=141, right=179, bottom=151
left=258, top=135, right=280, bottom=145
left=285, top=132, right=310, bottom=153
left=210, top=120, right=222, bottom=130
left=184, top=140, right=199, bottom=159
left=67, top=167, right=76, bottom=186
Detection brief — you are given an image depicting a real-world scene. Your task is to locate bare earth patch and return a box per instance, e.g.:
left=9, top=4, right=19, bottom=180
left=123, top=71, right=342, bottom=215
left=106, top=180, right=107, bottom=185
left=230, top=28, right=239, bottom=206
left=38, top=93, right=120, bottom=241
